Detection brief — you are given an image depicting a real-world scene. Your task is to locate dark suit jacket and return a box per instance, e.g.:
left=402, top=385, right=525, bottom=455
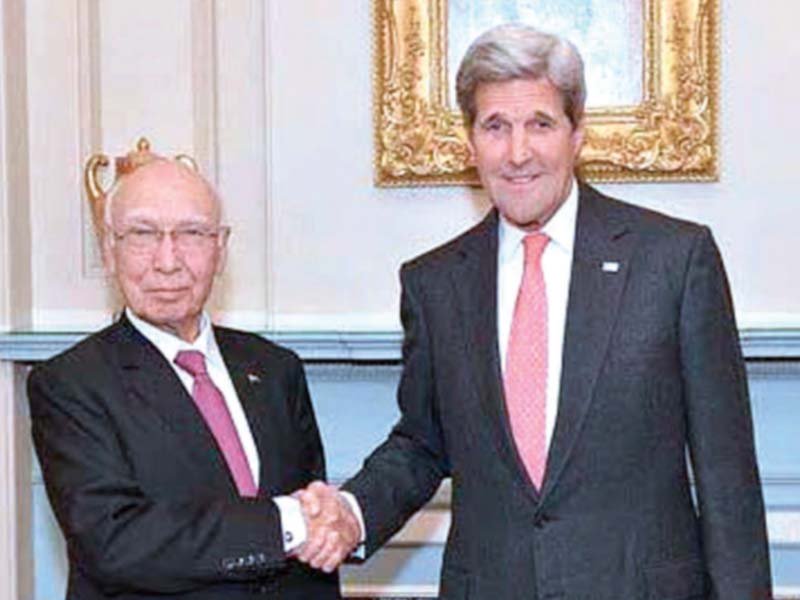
left=343, top=184, right=771, bottom=600
left=28, top=315, right=340, bottom=600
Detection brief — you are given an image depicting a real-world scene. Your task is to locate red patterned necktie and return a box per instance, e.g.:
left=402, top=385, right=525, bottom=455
left=504, top=232, right=549, bottom=489
left=174, top=350, right=258, bottom=497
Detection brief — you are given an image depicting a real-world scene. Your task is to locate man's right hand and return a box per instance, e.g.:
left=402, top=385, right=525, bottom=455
left=294, top=481, right=361, bottom=573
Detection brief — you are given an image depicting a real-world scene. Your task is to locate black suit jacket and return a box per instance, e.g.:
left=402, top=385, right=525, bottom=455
left=28, top=315, right=340, bottom=599
left=343, top=184, right=771, bottom=599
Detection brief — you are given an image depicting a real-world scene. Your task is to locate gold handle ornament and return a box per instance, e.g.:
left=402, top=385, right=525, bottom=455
left=83, top=137, right=198, bottom=239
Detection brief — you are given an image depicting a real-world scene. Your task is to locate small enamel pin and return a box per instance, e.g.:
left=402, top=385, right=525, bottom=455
left=602, top=261, right=620, bottom=273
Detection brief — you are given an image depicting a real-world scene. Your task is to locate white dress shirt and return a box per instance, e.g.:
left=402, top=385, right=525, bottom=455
left=126, top=309, right=306, bottom=551
left=126, top=308, right=261, bottom=483
left=497, top=180, right=577, bottom=450
left=346, top=181, right=580, bottom=548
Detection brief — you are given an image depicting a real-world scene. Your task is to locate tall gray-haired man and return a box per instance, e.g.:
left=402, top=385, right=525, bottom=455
left=297, top=23, right=771, bottom=600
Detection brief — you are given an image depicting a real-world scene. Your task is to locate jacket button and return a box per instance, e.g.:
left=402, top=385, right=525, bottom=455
left=221, top=557, right=236, bottom=572
left=534, top=514, right=550, bottom=529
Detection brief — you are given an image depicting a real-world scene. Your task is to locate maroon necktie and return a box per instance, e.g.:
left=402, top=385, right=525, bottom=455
left=174, top=350, right=258, bottom=497
left=504, top=233, right=549, bottom=489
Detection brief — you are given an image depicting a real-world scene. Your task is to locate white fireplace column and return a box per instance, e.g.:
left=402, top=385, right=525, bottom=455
left=0, top=363, right=32, bottom=600
left=0, top=0, right=34, bottom=597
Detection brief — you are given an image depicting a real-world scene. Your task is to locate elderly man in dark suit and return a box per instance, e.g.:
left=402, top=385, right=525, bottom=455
left=295, top=23, right=772, bottom=599
left=27, top=157, right=340, bottom=599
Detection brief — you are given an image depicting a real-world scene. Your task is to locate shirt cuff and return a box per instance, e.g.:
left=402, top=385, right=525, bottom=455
left=339, top=490, right=366, bottom=558
left=272, top=496, right=307, bottom=553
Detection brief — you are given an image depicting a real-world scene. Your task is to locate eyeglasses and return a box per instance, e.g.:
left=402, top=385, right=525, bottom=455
left=111, top=225, right=230, bottom=254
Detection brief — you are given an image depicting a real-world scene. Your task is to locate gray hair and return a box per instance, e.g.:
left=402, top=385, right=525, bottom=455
left=455, top=23, right=586, bottom=128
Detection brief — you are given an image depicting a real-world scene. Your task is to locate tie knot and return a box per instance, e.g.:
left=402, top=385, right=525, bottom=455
left=523, top=232, right=549, bottom=264
left=174, top=350, right=209, bottom=378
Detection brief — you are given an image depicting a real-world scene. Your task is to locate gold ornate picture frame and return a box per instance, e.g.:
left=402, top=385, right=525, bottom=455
left=373, top=0, right=719, bottom=186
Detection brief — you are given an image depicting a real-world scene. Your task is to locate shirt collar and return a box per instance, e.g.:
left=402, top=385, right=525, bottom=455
left=125, top=308, right=223, bottom=370
left=498, top=177, right=579, bottom=264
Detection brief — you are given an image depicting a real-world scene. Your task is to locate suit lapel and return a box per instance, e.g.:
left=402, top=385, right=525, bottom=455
left=215, top=330, right=275, bottom=499
left=450, top=211, right=538, bottom=496
left=540, top=184, right=637, bottom=502
left=112, top=316, right=238, bottom=495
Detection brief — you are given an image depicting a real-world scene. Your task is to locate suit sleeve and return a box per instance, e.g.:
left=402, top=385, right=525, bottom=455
left=342, top=266, right=450, bottom=555
left=679, top=227, right=772, bottom=598
left=292, top=357, right=328, bottom=483
left=27, top=358, right=292, bottom=596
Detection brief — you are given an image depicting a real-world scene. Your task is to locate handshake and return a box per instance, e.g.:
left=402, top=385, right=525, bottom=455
left=291, top=481, right=362, bottom=573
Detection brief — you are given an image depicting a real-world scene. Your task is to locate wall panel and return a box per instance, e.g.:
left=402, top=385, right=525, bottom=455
left=27, top=0, right=268, bottom=330
left=15, top=0, right=800, bottom=332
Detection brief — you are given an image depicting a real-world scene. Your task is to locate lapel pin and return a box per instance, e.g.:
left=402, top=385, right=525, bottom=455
left=246, top=373, right=261, bottom=384
left=602, top=261, right=620, bottom=273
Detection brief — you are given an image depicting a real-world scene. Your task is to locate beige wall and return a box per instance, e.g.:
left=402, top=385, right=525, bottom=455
left=0, top=0, right=797, bottom=334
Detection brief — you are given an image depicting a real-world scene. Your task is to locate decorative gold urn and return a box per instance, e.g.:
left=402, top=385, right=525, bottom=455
left=83, top=137, right=198, bottom=239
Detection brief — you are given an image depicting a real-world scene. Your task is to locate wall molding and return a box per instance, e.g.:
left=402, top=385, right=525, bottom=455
left=190, top=0, right=218, bottom=181
left=741, top=328, right=800, bottom=359
left=1, top=328, right=800, bottom=362
left=76, top=0, right=104, bottom=277
left=0, top=330, right=403, bottom=361
left=76, top=0, right=221, bottom=275
left=0, top=362, right=32, bottom=600
left=262, top=0, right=275, bottom=330
left=342, top=585, right=437, bottom=598
left=0, top=0, right=31, bottom=331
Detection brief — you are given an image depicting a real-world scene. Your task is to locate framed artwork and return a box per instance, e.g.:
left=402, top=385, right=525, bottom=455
left=373, top=0, right=719, bottom=185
